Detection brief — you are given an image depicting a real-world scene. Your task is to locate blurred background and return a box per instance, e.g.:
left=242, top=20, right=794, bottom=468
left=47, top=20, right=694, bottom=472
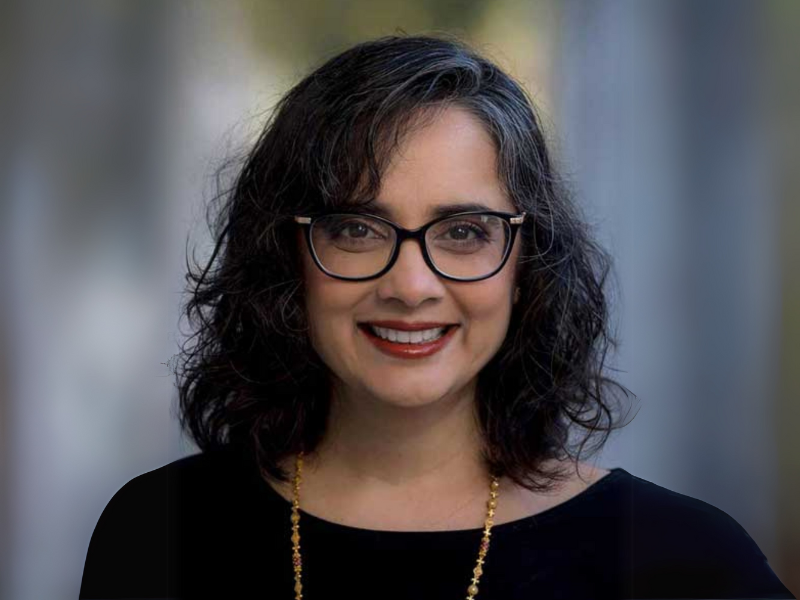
left=1, top=0, right=798, bottom=598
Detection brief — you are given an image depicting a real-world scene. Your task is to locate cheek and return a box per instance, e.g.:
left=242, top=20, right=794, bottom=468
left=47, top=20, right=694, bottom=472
left=301, top=261, right=365, bottom=352
left=459, top=257, right=518, bottom=343
left=460, top=278, right=515, bottom=331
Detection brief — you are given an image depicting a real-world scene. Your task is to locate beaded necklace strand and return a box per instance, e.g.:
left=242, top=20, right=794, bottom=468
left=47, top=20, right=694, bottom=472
left=289, top=451, right=501, bottom=599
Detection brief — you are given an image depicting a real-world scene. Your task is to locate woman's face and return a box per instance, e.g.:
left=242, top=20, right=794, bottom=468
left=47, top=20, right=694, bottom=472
left=300, top=106, right=521, bottom=409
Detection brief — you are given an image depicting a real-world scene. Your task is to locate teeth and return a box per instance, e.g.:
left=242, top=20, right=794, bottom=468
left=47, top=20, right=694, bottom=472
left=370, top=325, right=448, bottom=344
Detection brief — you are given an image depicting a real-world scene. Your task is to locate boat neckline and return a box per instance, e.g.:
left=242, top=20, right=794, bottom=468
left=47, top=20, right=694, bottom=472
left=255, top=462, right=628, bottom=537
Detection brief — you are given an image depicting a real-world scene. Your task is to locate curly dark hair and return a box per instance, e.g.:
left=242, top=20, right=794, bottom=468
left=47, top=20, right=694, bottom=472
left=176, top=33, right=634, bottom=493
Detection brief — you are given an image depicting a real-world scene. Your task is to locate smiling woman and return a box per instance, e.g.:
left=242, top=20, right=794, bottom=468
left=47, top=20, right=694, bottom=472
left=295, top=106, right=527, bottom=409
left=79, top=35, right=794, bottom=600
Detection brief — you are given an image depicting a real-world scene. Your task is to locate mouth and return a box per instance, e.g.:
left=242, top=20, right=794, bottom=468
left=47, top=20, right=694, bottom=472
left=357, top=323, right=457, bottom=344
left=357, top=323, right=459, bottom=358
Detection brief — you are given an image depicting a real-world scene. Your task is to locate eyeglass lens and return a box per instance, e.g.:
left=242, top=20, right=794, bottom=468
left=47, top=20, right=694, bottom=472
left=309, top=214, right=511, bottom=279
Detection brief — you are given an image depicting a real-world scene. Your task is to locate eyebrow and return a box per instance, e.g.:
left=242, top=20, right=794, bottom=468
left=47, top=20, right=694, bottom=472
left=355, top=200, right=498, bottom=220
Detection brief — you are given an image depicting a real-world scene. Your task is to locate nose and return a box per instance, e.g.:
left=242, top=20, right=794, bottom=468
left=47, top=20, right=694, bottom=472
left=375, top=237, right=446, bottom=307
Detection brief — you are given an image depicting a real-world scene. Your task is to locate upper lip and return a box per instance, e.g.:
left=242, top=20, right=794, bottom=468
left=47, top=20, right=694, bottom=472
left=360, top=320, right=456, bottom=331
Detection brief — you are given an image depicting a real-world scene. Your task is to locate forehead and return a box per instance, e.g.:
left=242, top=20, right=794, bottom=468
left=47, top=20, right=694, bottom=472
left=360, top=106, right=513, bottom=221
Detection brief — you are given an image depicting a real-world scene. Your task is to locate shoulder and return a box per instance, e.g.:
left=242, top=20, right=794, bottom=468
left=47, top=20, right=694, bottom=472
left=80, top=446, right=252, bottom=598
left=619, top=471, right=760, bottom=548
left=100, top=445, right=244, bottom=510
left=614, top=470, right=763, bottom=560
left=85, top=446, right=244, bottom=542
left=613, top=470, right=794, bottom=598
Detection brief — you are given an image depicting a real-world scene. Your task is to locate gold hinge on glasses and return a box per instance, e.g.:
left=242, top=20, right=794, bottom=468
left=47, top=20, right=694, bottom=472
left=294, top=216, right=312, bottom=224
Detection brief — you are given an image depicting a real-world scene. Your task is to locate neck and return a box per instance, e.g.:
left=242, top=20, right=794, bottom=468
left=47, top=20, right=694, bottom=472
left=303, top=380, right=489, bottom=498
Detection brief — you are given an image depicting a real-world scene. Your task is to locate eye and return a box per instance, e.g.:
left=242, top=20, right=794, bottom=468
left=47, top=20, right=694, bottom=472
left=328, top=218, right=386, bottom=240
left=442, top=222, right=489, bottom=241
left=338, top=221, right=371, bottom=238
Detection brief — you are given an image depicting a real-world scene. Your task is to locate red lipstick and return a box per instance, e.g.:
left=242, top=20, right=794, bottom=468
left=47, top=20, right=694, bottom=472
left=358, top=324, right=458, bottom=359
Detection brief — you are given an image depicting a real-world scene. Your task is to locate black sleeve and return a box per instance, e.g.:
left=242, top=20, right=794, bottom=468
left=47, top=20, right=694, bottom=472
left=79, top=473, right=176, bottom=599
left=632, top=505, right=795, bottom=599
left=709, top=515, right=796, bottom=599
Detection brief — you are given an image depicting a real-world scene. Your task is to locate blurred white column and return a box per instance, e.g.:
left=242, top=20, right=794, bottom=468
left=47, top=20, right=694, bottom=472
left=2, top=0, right=287, bottom=597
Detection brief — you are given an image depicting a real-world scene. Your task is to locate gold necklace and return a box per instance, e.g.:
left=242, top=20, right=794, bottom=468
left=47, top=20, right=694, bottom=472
left=289, top=451, right=500, bottom=599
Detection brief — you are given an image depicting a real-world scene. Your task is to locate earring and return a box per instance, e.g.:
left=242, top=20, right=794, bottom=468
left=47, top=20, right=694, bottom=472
left=513, top=286, right=521, bottom=304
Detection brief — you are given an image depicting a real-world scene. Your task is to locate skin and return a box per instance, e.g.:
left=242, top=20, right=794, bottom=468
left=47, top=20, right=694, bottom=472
left=271, top=105, right=608, bottom=531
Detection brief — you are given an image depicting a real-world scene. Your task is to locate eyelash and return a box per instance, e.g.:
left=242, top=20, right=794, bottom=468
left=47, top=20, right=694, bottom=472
left=331, top=218, right=490, bottom=241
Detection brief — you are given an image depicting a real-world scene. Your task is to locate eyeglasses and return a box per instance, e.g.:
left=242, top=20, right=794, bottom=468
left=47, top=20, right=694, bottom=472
left=294, top=210, right=526, bottom=282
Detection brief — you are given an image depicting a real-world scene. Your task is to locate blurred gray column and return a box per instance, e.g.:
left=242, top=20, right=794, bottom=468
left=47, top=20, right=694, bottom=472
left=4, top=2, right=181, bottom=598
left=556, top=0, right=779, bottom=559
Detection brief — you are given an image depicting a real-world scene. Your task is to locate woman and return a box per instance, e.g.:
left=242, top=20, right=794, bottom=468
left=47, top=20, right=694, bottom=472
left=79, top=35, right=794, bottom=599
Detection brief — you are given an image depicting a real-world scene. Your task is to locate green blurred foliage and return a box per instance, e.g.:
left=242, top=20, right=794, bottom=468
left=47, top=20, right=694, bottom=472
left=240, top=0, right=490, bottom=68
left=232, top=0, right=556, bottom=119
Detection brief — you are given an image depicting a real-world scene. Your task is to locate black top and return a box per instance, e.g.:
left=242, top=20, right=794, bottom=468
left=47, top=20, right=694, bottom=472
left=80, top=445, right=794, bottom=599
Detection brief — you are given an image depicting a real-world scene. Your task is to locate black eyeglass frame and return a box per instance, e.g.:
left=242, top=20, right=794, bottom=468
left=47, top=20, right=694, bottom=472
left=293, top=210, right=527, bottom=282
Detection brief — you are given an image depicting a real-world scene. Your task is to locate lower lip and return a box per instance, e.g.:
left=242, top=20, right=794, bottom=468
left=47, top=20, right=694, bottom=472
left=359, top=325, right=458, bottom=359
